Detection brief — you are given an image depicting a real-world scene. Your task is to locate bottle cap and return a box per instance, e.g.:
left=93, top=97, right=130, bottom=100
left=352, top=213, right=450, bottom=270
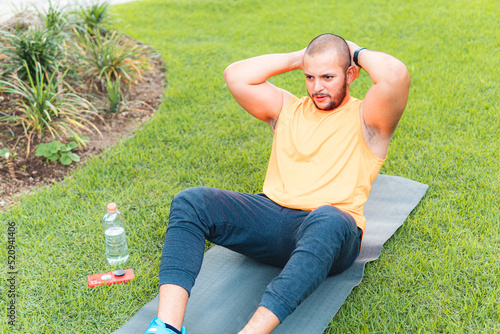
left=107, top=203, right=117, bottom=213
left=114, top=269, right=126, bottom=277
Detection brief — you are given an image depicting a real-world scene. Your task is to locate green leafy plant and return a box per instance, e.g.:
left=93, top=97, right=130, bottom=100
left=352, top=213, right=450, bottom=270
left=0, top=61, right=102, bottom=153
left=0, top=25, right=64, bottom=81
left=35, top=139, right=84, bottom=165
left=74, top=28, right=151, bottom=90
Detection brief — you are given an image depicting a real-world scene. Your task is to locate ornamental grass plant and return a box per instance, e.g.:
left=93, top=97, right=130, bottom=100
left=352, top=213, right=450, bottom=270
left=0, top=26, right=65, bottom=81
left=76, top=1, right=113, bottom=35
left=73, top=28, right=152, bottom=91
left=36, top=0, right=74, bottom=36
left=0, top=61, right=101, bottom=149
left=104, top=73, right=125, bottom=113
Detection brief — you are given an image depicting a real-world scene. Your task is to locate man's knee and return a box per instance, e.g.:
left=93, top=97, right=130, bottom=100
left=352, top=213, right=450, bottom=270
left=168, top=187, right=213, bottom=230
left=172, top=187, right=209, bottom=207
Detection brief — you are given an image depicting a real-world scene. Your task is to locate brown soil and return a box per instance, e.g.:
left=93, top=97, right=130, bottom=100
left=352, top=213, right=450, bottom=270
left=0, top=15, right=167, bottom=210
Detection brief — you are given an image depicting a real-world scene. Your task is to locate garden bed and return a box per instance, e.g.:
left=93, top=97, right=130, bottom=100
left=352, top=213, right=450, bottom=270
left=0, top=8, right=167, bottom=209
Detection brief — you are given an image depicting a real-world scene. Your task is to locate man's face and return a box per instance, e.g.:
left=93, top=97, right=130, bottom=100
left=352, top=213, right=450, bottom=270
left=303, top=52, right=349, bottom=111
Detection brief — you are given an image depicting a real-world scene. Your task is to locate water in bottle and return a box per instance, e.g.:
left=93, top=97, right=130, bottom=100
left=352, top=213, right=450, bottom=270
left=102, top=203, right=129, bottom=265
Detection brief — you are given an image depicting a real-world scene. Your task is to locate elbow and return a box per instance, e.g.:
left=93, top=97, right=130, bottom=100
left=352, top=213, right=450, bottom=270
left=391, top=61, right=411, bottom=90
left=223, top=63, right=238, bottom=87
left=223, top=65, right=231, bottom=84
left=373, top=59, right=410, bottom=91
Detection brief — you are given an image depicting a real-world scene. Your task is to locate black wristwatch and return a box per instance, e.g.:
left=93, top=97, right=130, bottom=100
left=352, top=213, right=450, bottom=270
left=353, top=48, right=366, bottom=67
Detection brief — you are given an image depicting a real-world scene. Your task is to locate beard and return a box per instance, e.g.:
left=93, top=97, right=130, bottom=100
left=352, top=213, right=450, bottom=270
left=309, top=76, right=348, bottom=111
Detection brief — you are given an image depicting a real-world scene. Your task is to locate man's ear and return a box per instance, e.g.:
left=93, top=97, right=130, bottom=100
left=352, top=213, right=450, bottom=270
left=346, top=65, right=359, bottom=84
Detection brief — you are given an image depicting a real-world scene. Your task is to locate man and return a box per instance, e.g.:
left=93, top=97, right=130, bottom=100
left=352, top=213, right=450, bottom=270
left=145, top=33, right=410, bottom=334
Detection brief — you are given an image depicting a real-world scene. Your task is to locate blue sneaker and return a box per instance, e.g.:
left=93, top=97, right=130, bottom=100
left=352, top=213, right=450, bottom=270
left=144, top=317, right=187, bottom=334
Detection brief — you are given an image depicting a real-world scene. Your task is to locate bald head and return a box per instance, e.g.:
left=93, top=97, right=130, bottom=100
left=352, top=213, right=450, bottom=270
left=305, top=34, right=351, bottom=72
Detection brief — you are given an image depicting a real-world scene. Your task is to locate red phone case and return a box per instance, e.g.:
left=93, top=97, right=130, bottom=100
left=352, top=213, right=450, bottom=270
left=87, top=269, right=135, bottom=288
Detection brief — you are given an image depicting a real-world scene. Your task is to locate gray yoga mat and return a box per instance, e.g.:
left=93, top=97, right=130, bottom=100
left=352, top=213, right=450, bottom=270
left=113, top=174, right=428, bottom=334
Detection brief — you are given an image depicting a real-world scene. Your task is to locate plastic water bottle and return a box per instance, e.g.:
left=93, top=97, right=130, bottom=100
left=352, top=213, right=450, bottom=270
left=102, top=203, right=129, bottom=265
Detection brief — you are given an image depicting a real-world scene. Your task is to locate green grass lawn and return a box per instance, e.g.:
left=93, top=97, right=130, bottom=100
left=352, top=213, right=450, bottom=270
left=1, top=0, right=499, bottom=332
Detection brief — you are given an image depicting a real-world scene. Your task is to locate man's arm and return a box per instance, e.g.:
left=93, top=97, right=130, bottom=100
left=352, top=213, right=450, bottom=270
left=224, top=50, right=305, bottom=127
left=347, top=41, right=411, bottom=158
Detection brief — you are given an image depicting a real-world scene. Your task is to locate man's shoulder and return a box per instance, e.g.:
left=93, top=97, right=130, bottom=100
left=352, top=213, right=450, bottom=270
left=285, top=96, right=312, bottom=109
left=281, top=95, right=303, bottom=113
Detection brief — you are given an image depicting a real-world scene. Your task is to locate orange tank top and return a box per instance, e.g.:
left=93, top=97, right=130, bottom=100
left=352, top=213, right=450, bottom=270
left=262, top=96, right=385, bottom=233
